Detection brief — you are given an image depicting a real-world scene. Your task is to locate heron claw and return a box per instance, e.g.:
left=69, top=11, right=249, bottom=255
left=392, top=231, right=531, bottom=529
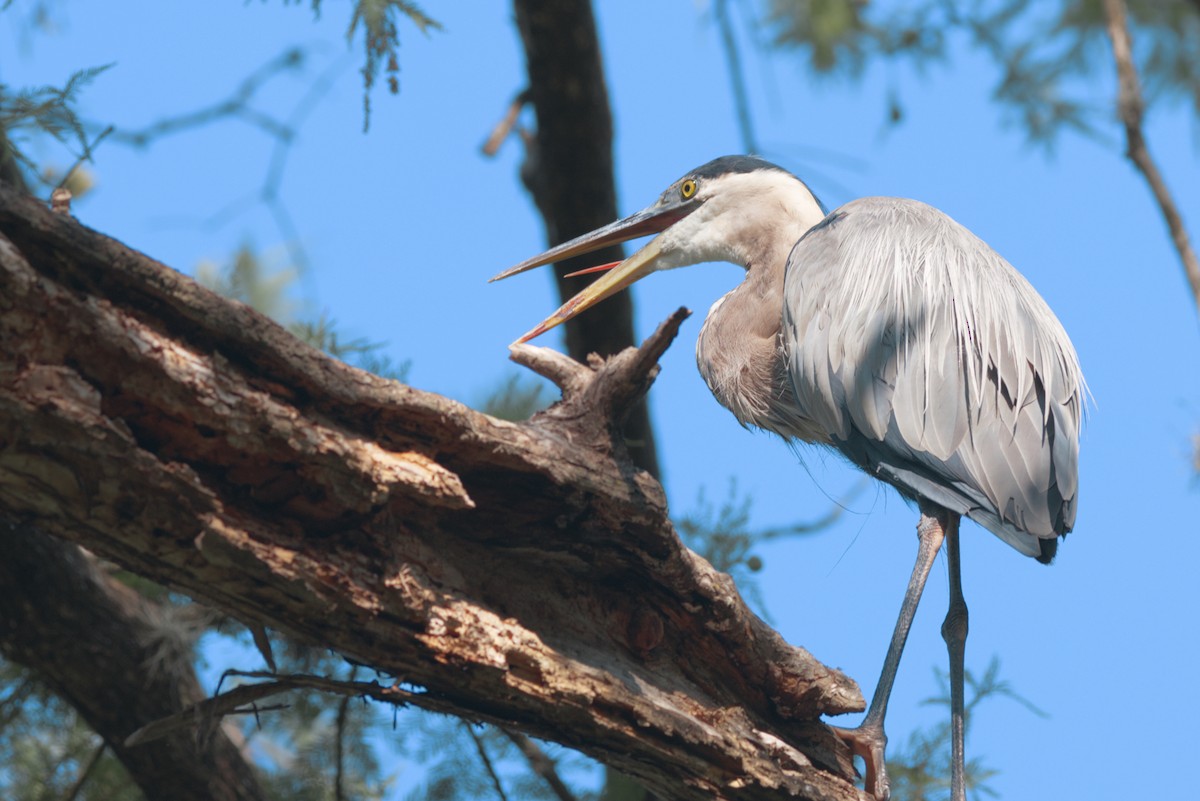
left=830, top=723, right=890, bottom=801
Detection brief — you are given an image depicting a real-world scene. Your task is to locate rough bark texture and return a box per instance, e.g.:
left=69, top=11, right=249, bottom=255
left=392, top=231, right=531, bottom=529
left=0, top=523, right=268, bottom=801
left=0, top=185, right=867, bottom=801
left=513, top=0, right=661, bottom=479
left=3, top=147, right=270, bottom=799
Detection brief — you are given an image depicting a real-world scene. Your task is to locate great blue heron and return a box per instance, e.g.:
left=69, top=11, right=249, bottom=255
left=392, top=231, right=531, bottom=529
left=491, top=155, right=1084, bottom=801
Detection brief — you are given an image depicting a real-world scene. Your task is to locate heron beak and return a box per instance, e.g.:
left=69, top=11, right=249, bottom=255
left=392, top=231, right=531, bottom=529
left=490, top=200, right=696, bottom=343
left=513, top=237, right=666, bottom=343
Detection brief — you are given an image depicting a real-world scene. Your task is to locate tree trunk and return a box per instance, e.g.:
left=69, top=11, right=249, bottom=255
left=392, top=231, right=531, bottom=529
left=513, top=0, right=661, bottom=478
left=0, top=185, right=868, bottom=800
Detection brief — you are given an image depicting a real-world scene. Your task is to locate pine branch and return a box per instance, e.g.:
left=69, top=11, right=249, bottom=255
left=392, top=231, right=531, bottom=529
left=1102, top=0, right=1200, bottom=319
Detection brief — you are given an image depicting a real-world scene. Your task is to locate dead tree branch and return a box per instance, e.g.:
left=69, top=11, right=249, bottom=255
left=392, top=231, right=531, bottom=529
left=1102, top=0, right=1200, bottom=318
left=0, top=185, right=866, bottom=801
left=503, top=729, right=580, bottom=801
left=125, top=671, right=386, bottom=748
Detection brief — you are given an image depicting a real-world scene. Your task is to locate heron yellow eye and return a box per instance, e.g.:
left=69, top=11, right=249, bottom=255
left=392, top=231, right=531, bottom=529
left=680, top=179, right=697, bottom=200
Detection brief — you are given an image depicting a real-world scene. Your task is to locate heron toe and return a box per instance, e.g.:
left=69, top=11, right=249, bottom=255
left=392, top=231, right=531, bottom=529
left=831, top=722, right=890, bottom=801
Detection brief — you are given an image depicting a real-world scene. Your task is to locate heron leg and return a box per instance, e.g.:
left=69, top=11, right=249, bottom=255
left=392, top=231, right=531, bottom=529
left=832, top=501, right=949, bottom=801
left=941, top=514, right=968, bottom=801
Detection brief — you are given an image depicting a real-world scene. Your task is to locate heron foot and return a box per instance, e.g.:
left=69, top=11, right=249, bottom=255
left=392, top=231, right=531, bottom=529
left=831, top=722, right=889, bottom=801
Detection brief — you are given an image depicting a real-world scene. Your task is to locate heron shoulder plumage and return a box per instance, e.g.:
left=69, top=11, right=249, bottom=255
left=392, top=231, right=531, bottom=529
left=779, top=197, right=1084, bottom=561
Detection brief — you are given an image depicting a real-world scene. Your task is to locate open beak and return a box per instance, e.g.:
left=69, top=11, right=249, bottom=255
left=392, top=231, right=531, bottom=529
left=490, top=198, right=698, bottom=343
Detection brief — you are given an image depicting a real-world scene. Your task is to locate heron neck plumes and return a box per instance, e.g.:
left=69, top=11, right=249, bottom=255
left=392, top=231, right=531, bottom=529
left=691, top=170, right=830, bottom=441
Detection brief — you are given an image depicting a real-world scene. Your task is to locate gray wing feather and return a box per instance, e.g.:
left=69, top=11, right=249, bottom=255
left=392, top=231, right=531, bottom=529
left=782, top=198, right=1084, bottom=558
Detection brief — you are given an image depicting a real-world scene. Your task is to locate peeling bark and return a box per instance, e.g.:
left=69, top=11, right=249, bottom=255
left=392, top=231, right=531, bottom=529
left=0, top=186, right=867, bottom=801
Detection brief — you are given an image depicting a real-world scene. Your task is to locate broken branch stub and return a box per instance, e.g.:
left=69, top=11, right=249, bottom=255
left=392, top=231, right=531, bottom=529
left=508, top=307, right=690, bottom=459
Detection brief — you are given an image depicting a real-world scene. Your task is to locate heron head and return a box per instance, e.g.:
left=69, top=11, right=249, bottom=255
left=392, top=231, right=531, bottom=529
left=490, top=156, right=822, bottom=344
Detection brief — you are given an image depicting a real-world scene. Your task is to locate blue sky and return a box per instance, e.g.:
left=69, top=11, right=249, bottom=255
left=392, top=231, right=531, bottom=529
left=5, top=3, right=1200, bottom=799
